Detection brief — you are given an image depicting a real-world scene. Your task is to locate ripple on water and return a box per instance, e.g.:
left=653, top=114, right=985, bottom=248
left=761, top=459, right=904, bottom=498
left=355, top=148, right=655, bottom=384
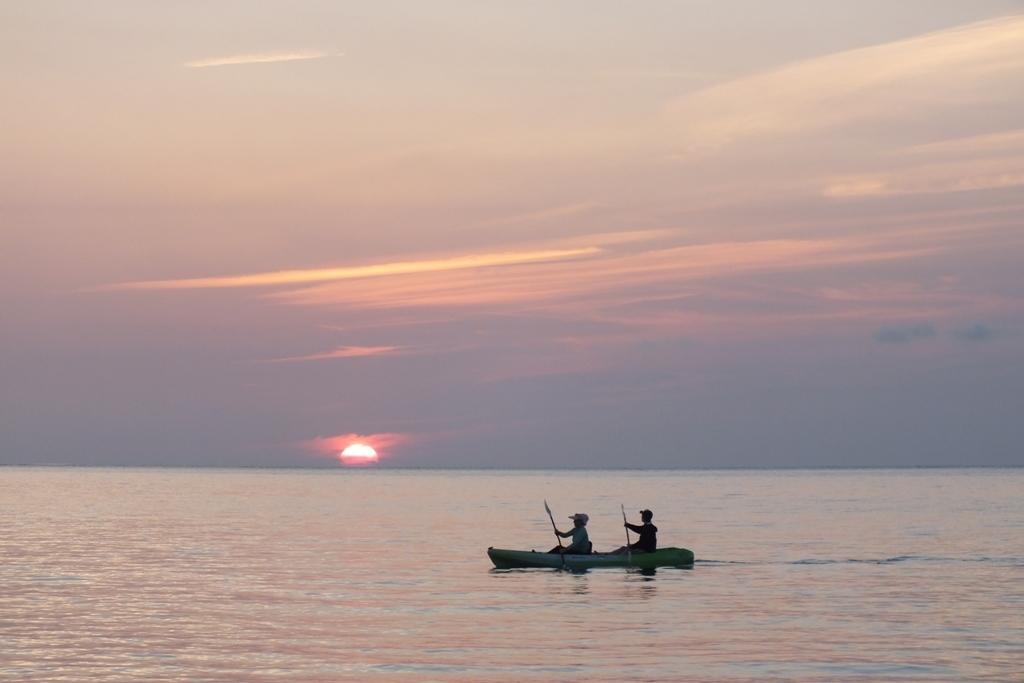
left=1, top=467, right=1022, bottom=682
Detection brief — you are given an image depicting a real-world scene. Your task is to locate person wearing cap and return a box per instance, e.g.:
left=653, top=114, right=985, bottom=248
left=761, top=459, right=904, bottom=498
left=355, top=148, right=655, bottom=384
left=549, top=513, right=592, bottom=554
left=618, top=509, right=658, bottom=553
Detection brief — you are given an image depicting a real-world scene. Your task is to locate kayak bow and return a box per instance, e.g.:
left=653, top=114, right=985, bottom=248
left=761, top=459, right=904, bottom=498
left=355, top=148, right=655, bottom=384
left=487, top=546, right=694, bottom=570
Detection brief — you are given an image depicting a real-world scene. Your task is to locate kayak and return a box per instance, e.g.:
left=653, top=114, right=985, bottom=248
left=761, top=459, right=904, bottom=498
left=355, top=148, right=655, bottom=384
left=488, top=546, right=695, bottom=570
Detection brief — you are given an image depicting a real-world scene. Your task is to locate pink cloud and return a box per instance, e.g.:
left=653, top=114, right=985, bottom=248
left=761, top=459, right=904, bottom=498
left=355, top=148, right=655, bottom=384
left=268, top=345, right=401, bottom=362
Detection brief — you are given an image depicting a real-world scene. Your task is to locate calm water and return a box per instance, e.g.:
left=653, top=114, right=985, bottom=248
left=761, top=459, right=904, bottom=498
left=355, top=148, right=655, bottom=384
left=1, top=468, right=1021, bottom=682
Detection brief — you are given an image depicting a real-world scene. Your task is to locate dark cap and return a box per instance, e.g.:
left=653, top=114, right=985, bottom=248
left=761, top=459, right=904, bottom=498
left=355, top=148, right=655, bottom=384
left=640, top=509, right=654, bottom=520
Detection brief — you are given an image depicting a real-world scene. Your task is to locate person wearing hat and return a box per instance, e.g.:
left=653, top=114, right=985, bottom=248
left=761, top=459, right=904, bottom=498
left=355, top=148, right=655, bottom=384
left=549, top=513, right=592, bottom=554
left=620, top=509, right=658, bottom=553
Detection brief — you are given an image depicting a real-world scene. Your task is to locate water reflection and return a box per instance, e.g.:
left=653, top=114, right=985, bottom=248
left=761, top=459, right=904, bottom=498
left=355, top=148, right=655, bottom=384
left=570, top=573, right=590, bottom=595
left=623, top=571, right=658, bottom=601
left=1, top=467, right=1021, bottom=682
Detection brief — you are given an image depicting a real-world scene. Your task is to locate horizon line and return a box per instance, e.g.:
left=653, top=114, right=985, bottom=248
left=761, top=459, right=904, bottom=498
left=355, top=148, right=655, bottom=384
left=2, top=463, right=1020, bottom=471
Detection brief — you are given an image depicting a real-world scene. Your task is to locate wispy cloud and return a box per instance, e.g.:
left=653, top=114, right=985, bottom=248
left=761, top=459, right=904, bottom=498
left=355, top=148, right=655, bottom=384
left=104, top=247, right=600, bottom=291
left=268, top=345, right=401, bottom=362
left=271, top=235, right=932, bottom=311
left=904, top=128, right=1024, bottom=157
left=99, top=222, right=1018, bottom=377
left=184, top=50, right=340, bottom=68
left=665, top=15, right=1024, bottom=152
left=822, top=164, right=1024, bottom=198
left=105, top=228, right=960, bottom=321
left=822, top=127, right=1024, bottom=198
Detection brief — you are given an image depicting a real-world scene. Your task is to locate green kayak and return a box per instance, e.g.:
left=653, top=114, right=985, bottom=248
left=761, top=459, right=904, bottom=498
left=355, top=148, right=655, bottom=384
left=488, top=546, right=695, bottom=570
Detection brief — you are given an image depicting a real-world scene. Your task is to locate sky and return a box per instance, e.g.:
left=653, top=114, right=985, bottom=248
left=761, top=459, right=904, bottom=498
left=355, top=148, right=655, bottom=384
left=2, top=1, right=1023, bottom=468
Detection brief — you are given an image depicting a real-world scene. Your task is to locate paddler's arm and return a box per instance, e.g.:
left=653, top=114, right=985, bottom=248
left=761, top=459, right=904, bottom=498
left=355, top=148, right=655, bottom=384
left=625, top=522, right=644, bottom=533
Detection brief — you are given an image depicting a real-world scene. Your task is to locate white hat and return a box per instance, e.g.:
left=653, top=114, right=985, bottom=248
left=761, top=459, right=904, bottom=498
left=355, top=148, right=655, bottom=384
left=568, top=513, right=589, bottom=525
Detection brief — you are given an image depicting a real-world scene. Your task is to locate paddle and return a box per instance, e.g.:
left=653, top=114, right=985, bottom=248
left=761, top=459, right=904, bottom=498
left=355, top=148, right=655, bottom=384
left=544, top=499, right=566, bottom=569
left=621, top=503, right=632, bottom=562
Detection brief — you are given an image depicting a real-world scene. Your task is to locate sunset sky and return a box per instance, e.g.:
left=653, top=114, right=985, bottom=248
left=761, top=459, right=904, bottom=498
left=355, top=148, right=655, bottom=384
left=3, top=1, right=1022, bottom=467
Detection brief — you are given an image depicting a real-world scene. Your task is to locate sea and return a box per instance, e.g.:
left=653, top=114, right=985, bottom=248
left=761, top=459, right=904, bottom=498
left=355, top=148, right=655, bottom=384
left=1, top=467, right=1021, bottom=682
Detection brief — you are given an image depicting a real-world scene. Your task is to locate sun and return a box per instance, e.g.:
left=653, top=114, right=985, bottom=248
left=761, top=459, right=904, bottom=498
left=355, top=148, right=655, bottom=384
left=340, top=443, right=378, bottom=464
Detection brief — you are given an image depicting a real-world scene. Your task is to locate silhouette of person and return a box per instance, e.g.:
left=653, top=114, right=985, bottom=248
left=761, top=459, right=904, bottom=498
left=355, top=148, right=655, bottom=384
left=616, top=509, right=657, bottom=553
left=549, top=513, right=592, bottom=554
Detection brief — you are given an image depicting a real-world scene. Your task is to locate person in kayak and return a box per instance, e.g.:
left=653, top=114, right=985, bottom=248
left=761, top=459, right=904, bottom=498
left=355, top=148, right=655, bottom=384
left=549, top=513, right=592, bottom=554
left=616, top=509, right=657, bottom=553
